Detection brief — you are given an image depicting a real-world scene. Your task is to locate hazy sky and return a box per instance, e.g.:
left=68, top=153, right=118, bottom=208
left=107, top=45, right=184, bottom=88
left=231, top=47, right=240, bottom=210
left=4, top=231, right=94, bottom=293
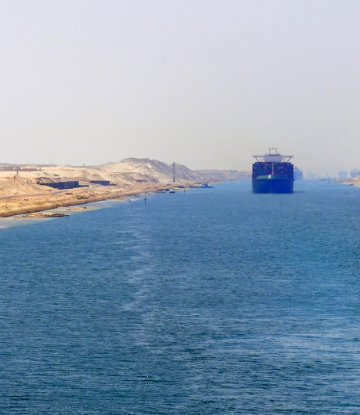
left=1, top=0, right=360, bottom=175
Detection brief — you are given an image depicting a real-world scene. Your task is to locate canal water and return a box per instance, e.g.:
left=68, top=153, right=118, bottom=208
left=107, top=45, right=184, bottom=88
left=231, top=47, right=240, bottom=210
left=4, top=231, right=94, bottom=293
left=0, top=180, right=359, bottom=414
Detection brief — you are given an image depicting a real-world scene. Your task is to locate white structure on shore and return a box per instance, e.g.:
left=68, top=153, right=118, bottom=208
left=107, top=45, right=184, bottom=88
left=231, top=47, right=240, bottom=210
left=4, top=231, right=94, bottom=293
left=350, top=169, right=360, bottom=178
left=338, top=171, right=347, bottom=179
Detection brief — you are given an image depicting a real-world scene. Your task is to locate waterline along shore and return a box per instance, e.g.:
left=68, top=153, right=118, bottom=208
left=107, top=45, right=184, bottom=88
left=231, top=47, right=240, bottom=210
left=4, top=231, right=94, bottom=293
left=0, top=183, right=184, bottom=218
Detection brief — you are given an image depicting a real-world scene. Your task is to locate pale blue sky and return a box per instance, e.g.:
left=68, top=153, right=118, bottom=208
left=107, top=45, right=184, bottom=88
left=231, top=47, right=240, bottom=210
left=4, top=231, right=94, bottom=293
left=1, top=0, right=360, bottom=175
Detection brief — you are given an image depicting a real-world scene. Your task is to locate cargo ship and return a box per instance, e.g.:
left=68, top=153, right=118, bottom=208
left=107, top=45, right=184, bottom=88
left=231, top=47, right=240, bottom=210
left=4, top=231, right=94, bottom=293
left=252, top=148, right=294, bottom=193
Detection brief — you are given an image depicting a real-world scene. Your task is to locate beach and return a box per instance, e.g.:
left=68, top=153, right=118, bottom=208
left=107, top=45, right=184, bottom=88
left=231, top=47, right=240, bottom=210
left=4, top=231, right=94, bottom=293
left=0, top=178, right=178, bottom=218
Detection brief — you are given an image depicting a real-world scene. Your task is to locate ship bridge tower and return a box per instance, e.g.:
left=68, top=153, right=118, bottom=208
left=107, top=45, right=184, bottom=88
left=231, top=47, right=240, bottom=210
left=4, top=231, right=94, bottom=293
left=253, top=148, right=293, bottom=163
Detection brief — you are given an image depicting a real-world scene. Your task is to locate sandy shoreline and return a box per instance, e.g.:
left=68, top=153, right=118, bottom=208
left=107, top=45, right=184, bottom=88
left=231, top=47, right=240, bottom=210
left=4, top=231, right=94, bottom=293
left=0, top=182, right=189, bottom=218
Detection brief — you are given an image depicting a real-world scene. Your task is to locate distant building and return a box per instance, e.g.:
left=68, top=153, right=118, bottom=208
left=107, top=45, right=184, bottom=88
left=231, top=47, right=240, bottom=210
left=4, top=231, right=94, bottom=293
left=350, top=169, right=360, bottom=178
left=306, top=172, right=316, bottom=180
left=338, top=171, right=347, bottom=179
left=294, top=167, right=303, bottom=180
left=39, top=181, right=80, bottom=189
left=90, top=180, right=111, bottom=186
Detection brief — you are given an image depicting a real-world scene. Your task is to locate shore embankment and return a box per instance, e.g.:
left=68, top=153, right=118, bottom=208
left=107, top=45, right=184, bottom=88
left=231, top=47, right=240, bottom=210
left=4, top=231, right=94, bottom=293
left=0, top=183, right=186, bottom=218
left=332, top=178, right=360, bottom=187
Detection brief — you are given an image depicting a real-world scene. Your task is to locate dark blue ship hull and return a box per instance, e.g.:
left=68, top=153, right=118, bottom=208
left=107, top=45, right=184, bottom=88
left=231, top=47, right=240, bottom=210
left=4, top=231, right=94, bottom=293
left=252, top=176, right=294, bottom=194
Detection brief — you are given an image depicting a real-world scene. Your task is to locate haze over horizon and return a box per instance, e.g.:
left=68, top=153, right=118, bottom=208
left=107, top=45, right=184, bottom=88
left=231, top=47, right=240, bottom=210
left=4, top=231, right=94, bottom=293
left=1, top=0, right=360, bottom=176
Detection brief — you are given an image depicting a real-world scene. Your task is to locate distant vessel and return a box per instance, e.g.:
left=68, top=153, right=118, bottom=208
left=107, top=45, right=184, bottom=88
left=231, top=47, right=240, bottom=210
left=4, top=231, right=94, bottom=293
left=252, top=148, right=294, bottom=194
left=189, top=183, right=214, bottom=189
left=294, top=167, right=303, bottom=180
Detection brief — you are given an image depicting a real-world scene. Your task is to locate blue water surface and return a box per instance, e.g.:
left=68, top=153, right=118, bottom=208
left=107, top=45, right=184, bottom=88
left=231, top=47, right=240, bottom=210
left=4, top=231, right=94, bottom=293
left=0, top=180, right=359, bottom=414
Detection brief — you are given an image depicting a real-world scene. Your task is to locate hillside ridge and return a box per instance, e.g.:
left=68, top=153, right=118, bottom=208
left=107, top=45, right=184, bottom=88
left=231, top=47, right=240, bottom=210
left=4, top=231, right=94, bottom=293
left=97, top=158, right=250, bottom=183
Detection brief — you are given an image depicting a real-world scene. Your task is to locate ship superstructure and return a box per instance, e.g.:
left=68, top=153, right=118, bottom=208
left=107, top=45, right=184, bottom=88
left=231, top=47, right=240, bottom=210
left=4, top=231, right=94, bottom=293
left=252, top=148, right=294, bottom=193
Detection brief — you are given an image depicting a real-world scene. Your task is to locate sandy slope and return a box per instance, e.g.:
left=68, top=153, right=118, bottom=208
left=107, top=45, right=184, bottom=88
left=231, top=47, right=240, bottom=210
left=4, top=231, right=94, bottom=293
left=0, top=181, right=173, bottom=218
left=335, top=175, right=360, bottom=187
left=97, top=158, right=249, bottom=182
left=353, top=176, right=360, bottom=186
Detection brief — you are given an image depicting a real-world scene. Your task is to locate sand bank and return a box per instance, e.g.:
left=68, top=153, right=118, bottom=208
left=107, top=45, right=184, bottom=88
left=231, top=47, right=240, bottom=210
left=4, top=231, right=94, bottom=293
left=0, top=180, right=185, bottom=218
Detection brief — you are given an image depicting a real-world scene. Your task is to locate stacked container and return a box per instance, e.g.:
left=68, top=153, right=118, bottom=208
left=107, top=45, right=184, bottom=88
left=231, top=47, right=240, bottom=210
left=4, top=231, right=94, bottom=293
left=252, top=162, right=294, bottom=180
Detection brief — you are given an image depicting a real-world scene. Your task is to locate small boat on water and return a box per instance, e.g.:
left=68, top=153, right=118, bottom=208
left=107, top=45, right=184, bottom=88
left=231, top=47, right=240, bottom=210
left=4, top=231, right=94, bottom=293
left=169, top=190, right=176, bottom=193
left=189, top=183, right=214, bottom=189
